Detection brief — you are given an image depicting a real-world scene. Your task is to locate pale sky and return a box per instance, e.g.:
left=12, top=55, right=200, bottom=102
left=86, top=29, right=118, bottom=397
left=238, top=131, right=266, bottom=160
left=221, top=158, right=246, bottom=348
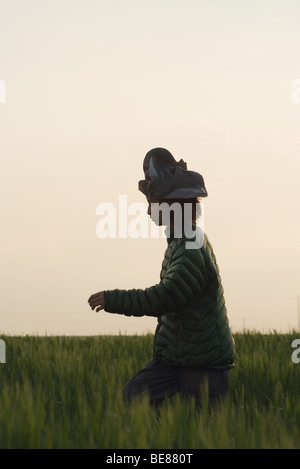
left=1, top=0, right=300, bottom=335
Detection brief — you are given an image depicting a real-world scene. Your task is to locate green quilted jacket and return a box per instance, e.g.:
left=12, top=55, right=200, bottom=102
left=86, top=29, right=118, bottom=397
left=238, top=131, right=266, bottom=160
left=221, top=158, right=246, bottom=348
left=104, top=229, right=235, bottom=370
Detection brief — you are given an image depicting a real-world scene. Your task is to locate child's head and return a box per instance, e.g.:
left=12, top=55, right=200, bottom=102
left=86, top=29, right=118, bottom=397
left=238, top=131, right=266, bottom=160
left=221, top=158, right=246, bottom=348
left=139, top=148, right=208, bottom=201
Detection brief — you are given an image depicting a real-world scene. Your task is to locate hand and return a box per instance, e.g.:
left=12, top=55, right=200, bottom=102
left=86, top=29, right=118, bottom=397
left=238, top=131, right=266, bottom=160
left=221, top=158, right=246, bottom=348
left=88, top=291, right=105, bottom=313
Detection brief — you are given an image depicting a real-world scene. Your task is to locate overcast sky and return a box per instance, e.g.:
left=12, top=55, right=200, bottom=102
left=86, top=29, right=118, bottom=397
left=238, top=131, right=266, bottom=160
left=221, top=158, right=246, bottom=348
left=1, top=0, right=300, bottom=335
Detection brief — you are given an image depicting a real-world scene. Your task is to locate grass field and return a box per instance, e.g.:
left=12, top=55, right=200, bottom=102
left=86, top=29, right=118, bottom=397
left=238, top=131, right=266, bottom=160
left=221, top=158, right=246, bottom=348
left=0, top=331, right=300, bottom=449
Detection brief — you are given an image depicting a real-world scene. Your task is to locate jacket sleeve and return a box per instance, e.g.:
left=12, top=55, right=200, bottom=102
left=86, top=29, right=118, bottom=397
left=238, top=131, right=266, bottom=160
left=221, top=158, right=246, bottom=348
left=104, top=242, right=208, bottom=317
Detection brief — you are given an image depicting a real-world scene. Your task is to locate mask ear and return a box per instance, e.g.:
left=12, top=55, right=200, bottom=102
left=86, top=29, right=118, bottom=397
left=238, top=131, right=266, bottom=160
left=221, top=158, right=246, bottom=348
left=177, top=159, right=187, bottom=170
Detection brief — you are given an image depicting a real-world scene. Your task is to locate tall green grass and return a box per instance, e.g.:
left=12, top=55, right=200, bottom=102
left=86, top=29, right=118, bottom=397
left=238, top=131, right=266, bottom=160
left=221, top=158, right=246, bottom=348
left=0, top=331, right=299, bottom=448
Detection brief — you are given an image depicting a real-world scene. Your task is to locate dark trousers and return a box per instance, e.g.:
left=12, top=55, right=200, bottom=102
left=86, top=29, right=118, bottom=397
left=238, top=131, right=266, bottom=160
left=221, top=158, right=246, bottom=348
left=122, top=359, right=229, bottom=409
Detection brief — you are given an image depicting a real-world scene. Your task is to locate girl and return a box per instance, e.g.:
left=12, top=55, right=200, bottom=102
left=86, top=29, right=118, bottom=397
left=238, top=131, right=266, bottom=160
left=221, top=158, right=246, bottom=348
left=88, top=147, right=235, bottom=408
